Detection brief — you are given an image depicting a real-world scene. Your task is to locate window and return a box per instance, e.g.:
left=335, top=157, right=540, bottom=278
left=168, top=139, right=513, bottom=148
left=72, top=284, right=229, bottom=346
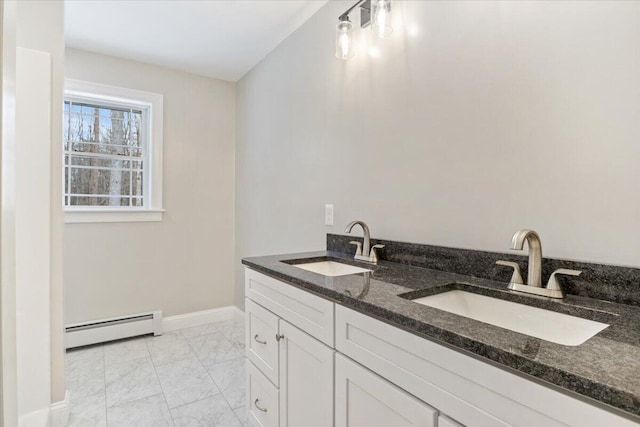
left=63, top=79, right=163, bottom=223
left=64, top=101, right=145, bottom=207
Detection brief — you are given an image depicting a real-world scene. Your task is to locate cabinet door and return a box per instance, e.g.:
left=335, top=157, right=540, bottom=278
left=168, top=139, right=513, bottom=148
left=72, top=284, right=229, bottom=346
left=246, top=299, right=280, bottom=385
left=335, top=354, right=437, bottom=427
left=279, top=320, right=334, bottom=427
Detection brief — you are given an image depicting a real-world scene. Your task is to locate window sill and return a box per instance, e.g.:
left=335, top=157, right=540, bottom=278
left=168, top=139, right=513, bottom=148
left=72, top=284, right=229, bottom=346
left=64, top=209, right=165, bottom=224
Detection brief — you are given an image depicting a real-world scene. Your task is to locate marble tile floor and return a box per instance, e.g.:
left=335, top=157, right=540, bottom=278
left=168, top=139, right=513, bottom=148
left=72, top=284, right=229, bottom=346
left=66, top=317, right=247, bottom=427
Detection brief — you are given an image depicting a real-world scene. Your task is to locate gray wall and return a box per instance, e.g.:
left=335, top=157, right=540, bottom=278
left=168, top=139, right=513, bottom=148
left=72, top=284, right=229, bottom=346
left=64, top=49, right=236, bottom=323
left=235, top=1, right=640, bottom=308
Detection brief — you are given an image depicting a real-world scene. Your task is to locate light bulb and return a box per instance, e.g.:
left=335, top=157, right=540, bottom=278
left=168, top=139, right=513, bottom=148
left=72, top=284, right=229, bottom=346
left=371, top=0, right=393, bottom=38
left=407, top=24, right=419, bottom=38
left=335, top=18, right=355, bottom=60
left=369, top=46, right=381, bottom=58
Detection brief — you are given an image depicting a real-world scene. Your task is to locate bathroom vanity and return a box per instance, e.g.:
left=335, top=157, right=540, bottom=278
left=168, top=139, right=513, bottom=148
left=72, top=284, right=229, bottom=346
left=242, top=236, right=640, bottom=427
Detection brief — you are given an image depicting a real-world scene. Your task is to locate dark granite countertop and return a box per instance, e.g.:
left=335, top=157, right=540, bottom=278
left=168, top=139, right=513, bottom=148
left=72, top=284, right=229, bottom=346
left=242, top=250, right=640, bottom=421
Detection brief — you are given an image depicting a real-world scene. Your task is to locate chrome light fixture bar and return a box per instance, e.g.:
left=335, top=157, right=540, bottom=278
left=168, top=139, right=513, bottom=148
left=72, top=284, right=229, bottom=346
left=338, top=0, right=372, bottom=29
left=335, top=0, right=394, bottom=60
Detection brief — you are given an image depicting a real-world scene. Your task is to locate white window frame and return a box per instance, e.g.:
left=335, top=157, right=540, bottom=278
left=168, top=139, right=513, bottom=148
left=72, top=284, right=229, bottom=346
left=63, top=79, right=164, bottom=223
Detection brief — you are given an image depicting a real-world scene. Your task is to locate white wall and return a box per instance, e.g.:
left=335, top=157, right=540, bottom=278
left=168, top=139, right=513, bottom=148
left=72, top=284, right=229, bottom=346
left=64, top=49, right=236, bottom=324
left=235, top=1, right=640, bottom=307
left=1, top=1, right=19, bottom=425
left=15, top=0, right=66, bottom=412
left=15, top=46, right=51, bottom=424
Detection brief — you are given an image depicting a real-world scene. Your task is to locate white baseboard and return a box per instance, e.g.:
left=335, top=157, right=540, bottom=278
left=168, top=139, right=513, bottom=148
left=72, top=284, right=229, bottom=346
left=18, top=407, right=50, bottom=427
left=50, top=391, right=70, bottom=427
left=163, top=305, right=243, bottom=332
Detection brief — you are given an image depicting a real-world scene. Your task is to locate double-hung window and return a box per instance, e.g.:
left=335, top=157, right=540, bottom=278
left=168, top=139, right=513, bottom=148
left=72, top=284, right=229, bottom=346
left=63, top=79, right=163, bottom=223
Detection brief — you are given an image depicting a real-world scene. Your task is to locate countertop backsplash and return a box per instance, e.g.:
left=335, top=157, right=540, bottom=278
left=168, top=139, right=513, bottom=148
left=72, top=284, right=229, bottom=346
left=327, top=234, right=640, bottom=307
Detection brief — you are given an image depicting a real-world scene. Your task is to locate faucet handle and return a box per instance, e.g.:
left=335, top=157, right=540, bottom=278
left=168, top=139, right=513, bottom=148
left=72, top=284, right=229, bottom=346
left=369, top=244, right=385, bottom=263
left=349, top=241, right=363, bottom=256
left=496, top=261, right=525, bottom=286
left=546, top=268, right=581, bottom=291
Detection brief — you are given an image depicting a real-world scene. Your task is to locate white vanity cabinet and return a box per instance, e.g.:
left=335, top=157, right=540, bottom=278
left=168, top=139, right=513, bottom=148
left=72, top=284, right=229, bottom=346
left=335, top=305, right=638, bottom=427
left=245, top=269, right=335, bottom=427
left=245, top=267, right=638, bottom=427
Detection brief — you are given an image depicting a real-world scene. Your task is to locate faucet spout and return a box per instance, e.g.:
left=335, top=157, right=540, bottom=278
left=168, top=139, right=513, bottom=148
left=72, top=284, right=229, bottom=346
left=345, top=220, right=371, bottom=256
left=510, top=229, right=543, bottom=288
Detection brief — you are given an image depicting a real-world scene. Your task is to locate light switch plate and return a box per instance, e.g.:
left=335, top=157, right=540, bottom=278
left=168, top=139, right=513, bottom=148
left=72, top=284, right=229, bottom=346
left=325, top=204, right=334, bottom=226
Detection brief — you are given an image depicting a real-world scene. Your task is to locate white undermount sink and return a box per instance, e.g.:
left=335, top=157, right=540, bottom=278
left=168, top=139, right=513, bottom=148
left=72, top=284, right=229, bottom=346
left=413, top=290, right=609, bottom=346
left=293, top=261, right=372, bottom=277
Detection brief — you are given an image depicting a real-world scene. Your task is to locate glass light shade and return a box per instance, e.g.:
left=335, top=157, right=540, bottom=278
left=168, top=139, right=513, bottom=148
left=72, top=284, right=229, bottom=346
left=335, top=19, right=355, bottom=60
left=371, top=0, right=393, bottom=38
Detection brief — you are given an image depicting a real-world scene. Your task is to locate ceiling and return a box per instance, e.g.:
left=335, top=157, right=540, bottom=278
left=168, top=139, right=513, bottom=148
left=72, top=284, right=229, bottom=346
left=65, top=0, right=328, bottom=82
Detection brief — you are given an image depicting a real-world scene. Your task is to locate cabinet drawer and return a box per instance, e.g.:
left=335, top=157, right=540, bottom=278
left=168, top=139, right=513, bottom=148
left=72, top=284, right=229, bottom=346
left=245, top=268, right=334, bottom=346
left=246, top=299, right=280, bottom=386
left=335, top=353, right=437, bottom=427
left=247, top=360, right=279, bottom=427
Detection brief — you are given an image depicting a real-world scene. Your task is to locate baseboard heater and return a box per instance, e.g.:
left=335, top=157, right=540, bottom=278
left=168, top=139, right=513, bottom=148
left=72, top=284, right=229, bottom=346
left=65, top=310, right=163, bottom=349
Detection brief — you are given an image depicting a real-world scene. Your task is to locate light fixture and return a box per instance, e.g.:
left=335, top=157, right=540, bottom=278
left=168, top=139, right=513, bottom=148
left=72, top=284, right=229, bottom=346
left=335, top=17, right=355, bottom=60
left=335, top=0, right=394, bottom=60
left=371, top=0, right=393, bottom=38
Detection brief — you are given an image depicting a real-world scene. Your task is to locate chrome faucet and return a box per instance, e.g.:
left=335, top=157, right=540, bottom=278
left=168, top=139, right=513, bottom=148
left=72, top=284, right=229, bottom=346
left=497, top=229, right=581, bottom=299
left=510, top=229, right=543, bottom=288
left=344, top=220, right=385, bottom=264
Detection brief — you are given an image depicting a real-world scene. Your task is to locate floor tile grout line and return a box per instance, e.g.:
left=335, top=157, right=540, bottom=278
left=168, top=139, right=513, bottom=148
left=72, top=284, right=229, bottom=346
left=183, top=327, right=242, bottom=368
left=200, top=337, right=247, bottom=425
left=184, top=329, right=226, bottom=343
left=204, top=363, right=234, bottom=408
left=65, top=344, right=106, bottom=426
left=182, top=323, right=246, bottom=427
left=104, top=392, right=172, bottom=426
left=173, top=326, right=231, bottom=425
left=102, top=344, right=108, bottom=427
left=167, top=393, right=246, bottom=427
left=224, top=318, right=248, bottom=425
left=144, top=336, right=177, bottom=427
left=147, top=335, right=220, bottom=409
left=167, top=392, right=225, bottom=411
left=67, top=322, right=246, bottom=426
left=212, top=319, right=228, bottom=339
left=214, top=319, right=245, bottom=345
left=147, top=335, right=199, bottom=370
left=104, top=337, right=170, bottom=424
left=181, top=323, right=219, bottom=340
left=182, top=327, right=210, bottom=368
left=231, top=322, right=248, bottom=425
left=183, top=322, right=247, bottom=425
left=182, top=318, right=242, bottom=343
left=104, top=338, right=153, bottom=369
